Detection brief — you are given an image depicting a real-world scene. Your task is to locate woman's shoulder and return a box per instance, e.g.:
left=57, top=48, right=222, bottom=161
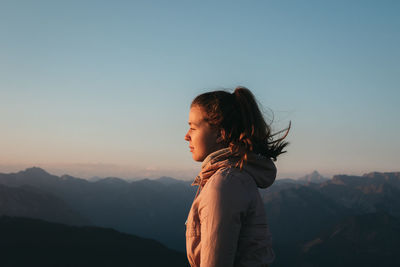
left=208, top=166, right=256, bottom=191
left=200, top=166, right=255, bottom=211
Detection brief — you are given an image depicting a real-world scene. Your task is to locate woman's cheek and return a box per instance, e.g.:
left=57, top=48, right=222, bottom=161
left=193, top=131, right=200, bottom=143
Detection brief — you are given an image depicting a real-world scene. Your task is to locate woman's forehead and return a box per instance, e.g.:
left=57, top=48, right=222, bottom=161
left=188, top=106, right=206, bottom=125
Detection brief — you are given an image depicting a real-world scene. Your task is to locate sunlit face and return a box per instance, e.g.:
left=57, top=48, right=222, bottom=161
left=184, top=105, right=223, bottom=162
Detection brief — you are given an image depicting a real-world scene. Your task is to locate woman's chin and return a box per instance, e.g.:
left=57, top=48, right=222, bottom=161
left=192, top=154, right=203, bottom=162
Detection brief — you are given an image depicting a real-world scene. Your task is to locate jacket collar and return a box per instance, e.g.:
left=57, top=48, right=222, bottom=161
left=192, top=147, right=276, bottom=189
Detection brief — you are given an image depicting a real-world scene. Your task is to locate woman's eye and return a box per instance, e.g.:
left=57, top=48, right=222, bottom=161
left=190, top=128, right=195, bottom=130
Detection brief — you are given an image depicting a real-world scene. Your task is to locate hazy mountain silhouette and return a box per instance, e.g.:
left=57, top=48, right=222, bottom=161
left=0, top=216, right=188, bottom=267
left=0, top=184, right=89, bottom=225
left=1, top=167, right=400, bottom=264
left=156, top=176, right=192, bottom=186
left=297, top=170, right=330, bottom=184
left=264, top=171, right=329, bottom=194
left=263, top=185, right=353, bottom=244
left=0, top=167, right=196, bottom=251
left=265, top=178, right=300, bottom=194
left=315, top=173, right=400, bottom=218
left=362, top=172, right=400, bottom=186
left=294, top=212, right=400, bottom=267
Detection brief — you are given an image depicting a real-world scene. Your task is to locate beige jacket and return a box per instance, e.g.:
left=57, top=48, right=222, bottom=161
left=186, top=148, right=276, bottom=267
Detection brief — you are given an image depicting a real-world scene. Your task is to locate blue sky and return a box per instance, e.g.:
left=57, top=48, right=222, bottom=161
left=1, top=0, right=399, bottom=179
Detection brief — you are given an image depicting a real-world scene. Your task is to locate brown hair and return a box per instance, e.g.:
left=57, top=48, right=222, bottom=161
left=191, top=86, right=290, bottom=168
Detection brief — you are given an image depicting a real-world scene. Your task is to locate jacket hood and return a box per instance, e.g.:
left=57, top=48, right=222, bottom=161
left=192, top=147, right=276, bottom=189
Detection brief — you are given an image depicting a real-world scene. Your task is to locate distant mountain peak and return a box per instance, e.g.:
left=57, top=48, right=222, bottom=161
left=95, top=177, right=128, bottom=185
left=298, top=170, right=329, bottom=184
left=60, top=174, right=75, bottom=180
left=21, top=167, right=50, bottom=176
left=156, top=176, right=180, bottom=184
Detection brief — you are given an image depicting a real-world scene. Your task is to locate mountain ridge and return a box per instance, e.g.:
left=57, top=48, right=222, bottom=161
left=0, top=215, right=188, bottom=267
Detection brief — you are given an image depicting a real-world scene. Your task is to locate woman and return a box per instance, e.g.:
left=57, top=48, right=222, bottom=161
left=184, top=87, right=289, bottom=267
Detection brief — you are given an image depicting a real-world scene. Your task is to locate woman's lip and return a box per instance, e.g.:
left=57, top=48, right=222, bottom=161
left=189, top=147, right=194, bottom=151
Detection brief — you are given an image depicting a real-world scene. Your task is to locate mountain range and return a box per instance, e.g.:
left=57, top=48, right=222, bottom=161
left=1, top=168, right=400, bottom=266
left=0, top=215, right=187, bottom=267
left=0, top=167, right=196, bottom=251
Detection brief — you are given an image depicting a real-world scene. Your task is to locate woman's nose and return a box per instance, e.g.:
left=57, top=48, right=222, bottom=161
left=184, top=131, right=190, bottom=141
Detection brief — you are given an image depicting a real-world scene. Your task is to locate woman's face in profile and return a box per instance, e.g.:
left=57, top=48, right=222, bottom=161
left=184, top=105, right=222, bottom=162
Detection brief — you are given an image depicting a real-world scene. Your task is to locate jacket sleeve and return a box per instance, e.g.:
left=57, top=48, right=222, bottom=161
left=198, top=169, right=249, bottom=267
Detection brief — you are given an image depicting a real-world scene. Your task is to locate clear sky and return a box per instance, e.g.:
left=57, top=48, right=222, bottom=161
left=1, top=0, right=399, bottom=180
